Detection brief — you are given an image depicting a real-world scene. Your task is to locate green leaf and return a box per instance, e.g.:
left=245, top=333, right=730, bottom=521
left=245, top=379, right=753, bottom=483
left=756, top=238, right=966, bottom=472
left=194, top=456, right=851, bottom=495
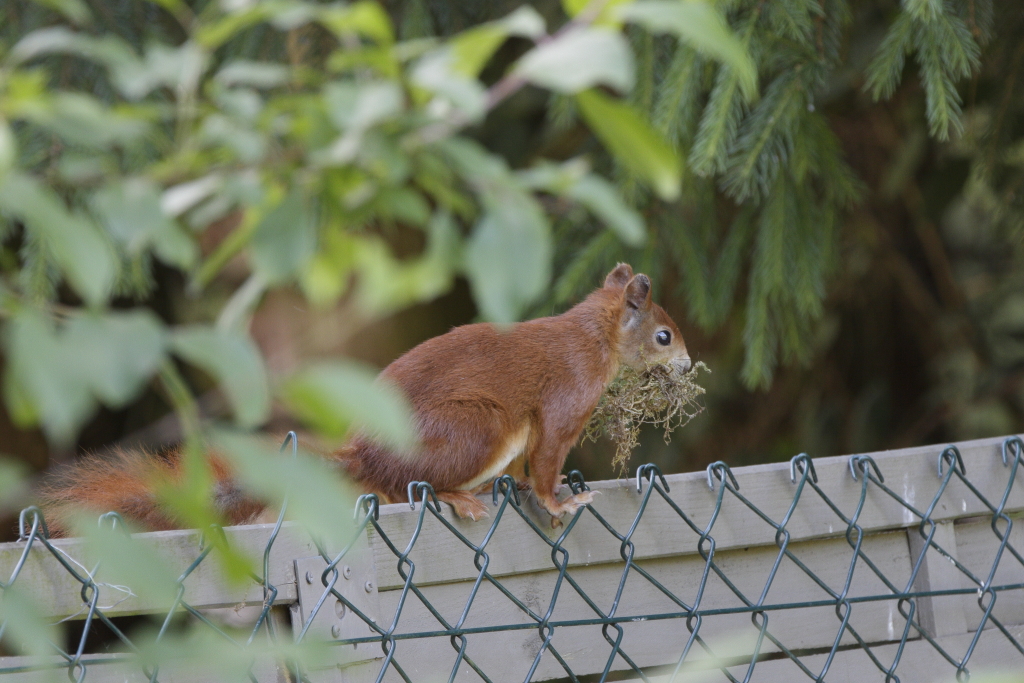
left=3, top=311, right=93, bottom=444
left=92, top=178, right=198, bottom=270
left=27, top=0, right=92, bottom=25
left=3, top=310, right=165, bottom=444
left=351, top=211, right=458, bottom=313
left=0, top=173, right=115, bottom=307
left=464, top=195, right=552, bottom=323
left=618, top=1, right=757, bottom=100
left=513, top=26, right=634, bottom=94
left=69, top=312, right=167, bottom=405
left=280, top=360, right=416, bottom=451
left=450, top=6, right=545, bottom=78
left=214, top=60, right=290, bottom=89
left=0, top=458, right=28, bottom=511
left=169, top=327, right=270, bottom=428
left=561, top=0, right=633, bottom=22
left=0, top=118, right=16, bottom=180
left=568, top=175, right=645, bottom=246
left=517, top=160, right=645, bottom=246
left=112, top=40, right=208, bottom=101
left=249, top=191, right=315, bottom=285
left=575, top=89, right=681, bottom=200
left=73, top=516, right=182, bottom=609
left=213, top=430, right=359, bottom=546
left=0, top=585, right=62, bottom=658
left=74, top=313, right=166, bottom=405
left=411, top=49, right=487, bottom=120
left=9, top=27, right=134, bottom=69
left=317, top=1, right=395, bottom=44
left=323, top=80, right=404, bottom=133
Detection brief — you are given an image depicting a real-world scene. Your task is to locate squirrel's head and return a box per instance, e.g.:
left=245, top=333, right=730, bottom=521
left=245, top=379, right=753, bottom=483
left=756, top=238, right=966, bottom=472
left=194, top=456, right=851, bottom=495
left=603, top=263, right=691, bottom=374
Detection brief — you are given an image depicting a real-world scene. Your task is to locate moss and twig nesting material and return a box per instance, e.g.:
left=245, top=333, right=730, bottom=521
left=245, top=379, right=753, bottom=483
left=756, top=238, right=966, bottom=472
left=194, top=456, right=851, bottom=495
left=582, top=362, right=709, bottom=475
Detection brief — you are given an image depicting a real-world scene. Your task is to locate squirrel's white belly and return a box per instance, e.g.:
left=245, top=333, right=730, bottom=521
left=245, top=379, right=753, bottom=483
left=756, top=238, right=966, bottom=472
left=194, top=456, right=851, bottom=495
left=458, top=423, right=531, bottom=491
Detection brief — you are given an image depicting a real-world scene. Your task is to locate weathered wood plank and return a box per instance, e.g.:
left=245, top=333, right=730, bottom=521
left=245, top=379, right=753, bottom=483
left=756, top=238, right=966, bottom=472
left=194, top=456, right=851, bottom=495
left=358, top=532, right=915, bottom=682
left=0, top=653, right=288, bottom=683
left=954, top=512, right=1024, bottom=632
left=368, top=435, right=1024, bottom=591
left=908, top=520, right=968, bottom=638
left=0, top=523, right=321, bottom=619
left=718, top=624, right=1024, bottom=683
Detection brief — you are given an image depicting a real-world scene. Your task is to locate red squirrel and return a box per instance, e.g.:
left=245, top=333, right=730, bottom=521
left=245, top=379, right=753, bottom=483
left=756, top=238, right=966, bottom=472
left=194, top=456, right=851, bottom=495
left=39, top=264, right=690, bottom=532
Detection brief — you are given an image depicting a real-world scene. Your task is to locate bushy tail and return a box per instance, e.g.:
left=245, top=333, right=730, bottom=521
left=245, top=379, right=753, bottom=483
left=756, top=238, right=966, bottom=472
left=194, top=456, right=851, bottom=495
left=36, top=448, right=265, bottom=537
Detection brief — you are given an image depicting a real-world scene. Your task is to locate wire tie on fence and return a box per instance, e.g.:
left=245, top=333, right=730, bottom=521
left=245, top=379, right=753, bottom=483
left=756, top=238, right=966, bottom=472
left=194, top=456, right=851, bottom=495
left=706, top=461, right=738, bottom=491
left=18, top=506, right=49, bottom=541
left=407, top=481, right=442, bottom=513
left=48, top=545, right=136, bottom=622
left=97, top=511, right=129, bottom=533
left=566, top=470, right=589, bottom=494
left=848, top=455, right=884, bottom=483
left=1000, top=435, right=1023, bottom=466
left=492, top=474, right=520, bottom=506
left=789, top=453, right=817, bottom=484
left=354, top=493, right=380, bottom=522
left=636, top=463, right=669, bottom=493
left=937, top=445, right=966, bottom=478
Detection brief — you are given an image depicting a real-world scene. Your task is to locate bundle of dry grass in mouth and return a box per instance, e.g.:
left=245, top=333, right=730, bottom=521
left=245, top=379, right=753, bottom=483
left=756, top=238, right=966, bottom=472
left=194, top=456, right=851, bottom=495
left=582, top=361, right=709, bottom=475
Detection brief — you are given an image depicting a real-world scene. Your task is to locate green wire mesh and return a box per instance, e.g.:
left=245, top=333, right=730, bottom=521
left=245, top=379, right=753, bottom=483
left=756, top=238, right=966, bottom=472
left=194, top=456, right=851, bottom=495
left=2, top=435, right=1024, bottom=682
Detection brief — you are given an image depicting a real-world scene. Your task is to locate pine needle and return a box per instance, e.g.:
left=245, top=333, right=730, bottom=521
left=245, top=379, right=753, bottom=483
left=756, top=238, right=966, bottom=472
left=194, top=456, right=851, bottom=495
left=582, top=361, right=709, bottom=476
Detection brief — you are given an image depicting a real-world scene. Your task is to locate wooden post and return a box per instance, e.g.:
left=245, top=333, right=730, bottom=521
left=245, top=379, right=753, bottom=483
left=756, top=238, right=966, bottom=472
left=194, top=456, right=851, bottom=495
left=907, top=520, right=968, bottom=638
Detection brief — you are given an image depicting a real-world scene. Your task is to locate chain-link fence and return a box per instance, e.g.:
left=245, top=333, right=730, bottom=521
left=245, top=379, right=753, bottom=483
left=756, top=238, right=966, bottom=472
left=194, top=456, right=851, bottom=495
left=2, top=435, right=1024, bottom=682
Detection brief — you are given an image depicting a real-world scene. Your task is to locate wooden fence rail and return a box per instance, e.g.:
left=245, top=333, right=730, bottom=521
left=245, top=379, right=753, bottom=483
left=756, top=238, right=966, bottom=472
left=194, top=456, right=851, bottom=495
left=2, top=435, right=1024, bottom=682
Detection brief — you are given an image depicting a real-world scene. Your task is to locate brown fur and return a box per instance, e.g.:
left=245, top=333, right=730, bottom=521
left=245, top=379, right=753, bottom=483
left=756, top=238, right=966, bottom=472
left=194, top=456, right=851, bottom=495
left=37, top=265, right=690, bottom=532
left=38, top=449, right=264, bottom=536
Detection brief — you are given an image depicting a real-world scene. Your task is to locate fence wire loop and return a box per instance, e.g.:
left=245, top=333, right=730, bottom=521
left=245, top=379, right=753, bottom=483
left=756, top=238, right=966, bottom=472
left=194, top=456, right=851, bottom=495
left=492, top=474, right=521, bottom=506
left=97, top=511, right=128, bottom=533
left=706, top=461, right=738, bottom=491
left=406, top=480, right=442, bottom=513
left=849, top=454, right=885, bottom=482
left=635, top=463, right=668, bottom=493
left=789, top=453, right=817, bottom=484
left=1001, top=436, right=1023, bottom=466
left=938, top=445, right=967, bottom=478
left=4, top=436, right=1024, bottom=682
left=566, top=469, right=589, bottom=494
left=355, top=493, right=380, bottom=521
left=18, top=505, right=48, bottom=541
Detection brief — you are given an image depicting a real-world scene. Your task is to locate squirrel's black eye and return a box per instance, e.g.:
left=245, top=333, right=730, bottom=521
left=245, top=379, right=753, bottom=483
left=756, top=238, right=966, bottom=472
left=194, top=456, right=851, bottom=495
left=656, top=330, right=671, bottom=346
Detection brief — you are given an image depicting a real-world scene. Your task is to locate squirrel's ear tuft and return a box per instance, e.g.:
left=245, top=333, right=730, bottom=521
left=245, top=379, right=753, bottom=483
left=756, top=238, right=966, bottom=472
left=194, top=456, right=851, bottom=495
left=624, top=274, right=652, bottom=310
left=604, top=263, right=634, bottom=290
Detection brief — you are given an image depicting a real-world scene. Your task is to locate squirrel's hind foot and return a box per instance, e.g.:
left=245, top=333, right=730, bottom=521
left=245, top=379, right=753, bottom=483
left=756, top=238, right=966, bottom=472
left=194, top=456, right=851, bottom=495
left=437, top=491, right=489, bottom=521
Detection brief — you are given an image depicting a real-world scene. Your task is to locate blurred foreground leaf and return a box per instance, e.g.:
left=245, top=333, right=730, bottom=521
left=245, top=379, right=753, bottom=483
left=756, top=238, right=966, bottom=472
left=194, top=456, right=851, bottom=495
left=4, top=310, right=165, bottom=444
left=618, top=1, right=757, bottom=100
left=71, top=514, right=181, bottom=609
left=0, top=458, right=27, bottom=510
left=517, top=160, right=645, bottom=246
left=170, top=327, right=270, bottom=429
left=281, top=360, right=416, bottom=452
left=0, top=173, right=116, bottom=307
left=213, top=431, right=358, bottom=546
left=514, top=26, right=634, bottom=94
left=0, top=585, right=62, bottom=659
left=575, top=89, right=681, bottom=201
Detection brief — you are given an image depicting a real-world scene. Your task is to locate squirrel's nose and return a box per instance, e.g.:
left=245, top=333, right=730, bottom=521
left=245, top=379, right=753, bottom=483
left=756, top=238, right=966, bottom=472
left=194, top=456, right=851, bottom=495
left=674, top=356, right=692, bottom=374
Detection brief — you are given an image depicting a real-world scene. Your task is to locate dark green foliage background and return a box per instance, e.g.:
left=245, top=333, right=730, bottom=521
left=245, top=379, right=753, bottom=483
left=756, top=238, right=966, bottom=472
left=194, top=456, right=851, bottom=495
left=2, top=0, right=1023, bottom=501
